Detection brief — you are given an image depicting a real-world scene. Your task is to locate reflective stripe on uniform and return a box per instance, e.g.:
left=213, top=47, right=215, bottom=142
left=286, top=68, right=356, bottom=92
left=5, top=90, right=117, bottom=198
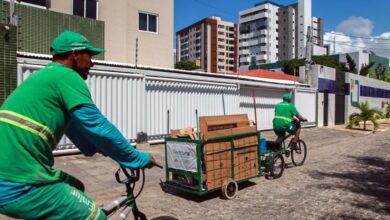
left=86, top=202, right=100, bottom=220
left=274, top=115, right=292, bottom=122
left=0, top=110, right=56, bottom=148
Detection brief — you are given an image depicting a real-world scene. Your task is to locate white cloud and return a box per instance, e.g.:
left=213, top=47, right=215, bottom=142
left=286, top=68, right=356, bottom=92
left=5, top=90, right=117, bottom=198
left=325, top=17, right=390, bottom=60
left=336, top=16, right=374, bottom=37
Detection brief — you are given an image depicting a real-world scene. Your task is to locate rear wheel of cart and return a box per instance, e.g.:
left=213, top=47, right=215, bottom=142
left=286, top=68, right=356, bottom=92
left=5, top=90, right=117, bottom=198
left=270, top=154, right=284, bottom=179
left=221, top=178, right=238, bottom=200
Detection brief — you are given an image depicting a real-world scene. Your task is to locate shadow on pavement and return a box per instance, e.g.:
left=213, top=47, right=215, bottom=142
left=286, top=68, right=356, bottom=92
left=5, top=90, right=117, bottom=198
left=159, top=180, right=257, bottom=203
left=309, top=156, right=390, bottom=216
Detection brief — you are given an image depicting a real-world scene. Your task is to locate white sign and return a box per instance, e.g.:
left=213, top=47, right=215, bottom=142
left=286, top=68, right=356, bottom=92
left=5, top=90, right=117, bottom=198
left=166, top=141, right=197, bottom=172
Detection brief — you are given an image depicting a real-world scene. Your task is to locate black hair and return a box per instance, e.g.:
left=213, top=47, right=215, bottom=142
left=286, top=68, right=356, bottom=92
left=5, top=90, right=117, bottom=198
left=52, top=51, right=73, bottom=61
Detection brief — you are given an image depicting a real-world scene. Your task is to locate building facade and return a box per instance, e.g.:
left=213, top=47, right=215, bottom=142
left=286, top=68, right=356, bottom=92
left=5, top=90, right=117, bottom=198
left=16, top=0, right=174, bottom=68
left=335, top=51, right=389, bottom=74
left=239, top=0, right=324, bottom=70
left=176, top=16, right=238, bottom=74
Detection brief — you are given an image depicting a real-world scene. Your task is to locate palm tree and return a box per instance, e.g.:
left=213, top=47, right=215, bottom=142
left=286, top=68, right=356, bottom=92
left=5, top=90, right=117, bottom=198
left=385, top=102, right=390, bottom=119
left=341, top=53, right=357, bottom=74
left=347, top=102, right=382, bottom=130
left=360, top=61, right=375, bottom=76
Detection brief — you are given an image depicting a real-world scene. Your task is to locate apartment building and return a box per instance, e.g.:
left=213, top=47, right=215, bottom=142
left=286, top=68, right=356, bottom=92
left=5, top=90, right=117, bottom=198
left=239, top=0, right=324, bottom=70
left=16, top=0, right=174, bottom=68
left=176, top=16, right=238, bottom=74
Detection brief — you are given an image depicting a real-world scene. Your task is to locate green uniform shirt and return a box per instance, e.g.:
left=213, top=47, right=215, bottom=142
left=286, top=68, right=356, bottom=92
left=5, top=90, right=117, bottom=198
left=0, top=62, right=93, bottom=184
left=273, top=101, right=299, bottom=131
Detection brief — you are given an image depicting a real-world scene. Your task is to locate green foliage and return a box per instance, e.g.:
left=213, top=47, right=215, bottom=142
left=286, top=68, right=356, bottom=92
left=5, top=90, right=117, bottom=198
left=282, top=59, right=304, bottom=75
left=341, top=53, right=357, bottom=74
left=347, top=101, right=382, bottom=130
left=175, top=60, right=198, bottom=71
left=385, top=102, right=390, bottom=119
left=384, top=74, right=390, bottom=83
left=281, top=55, right=341, bottom=75
left=360, top=61, right=375, bottom=76
left=375, top=64, right=387, bottom=80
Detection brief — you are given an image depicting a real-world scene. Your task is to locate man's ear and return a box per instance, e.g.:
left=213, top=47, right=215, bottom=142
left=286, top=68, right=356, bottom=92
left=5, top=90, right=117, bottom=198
left=71, top=50, right=80, bottom=59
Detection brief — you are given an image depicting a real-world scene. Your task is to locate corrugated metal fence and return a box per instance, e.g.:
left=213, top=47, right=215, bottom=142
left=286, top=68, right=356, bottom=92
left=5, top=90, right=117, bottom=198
left=17, top=54, right=316, bottom=152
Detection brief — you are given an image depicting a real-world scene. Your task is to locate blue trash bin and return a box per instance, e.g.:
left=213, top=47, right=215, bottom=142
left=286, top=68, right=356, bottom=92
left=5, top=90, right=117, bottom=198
left=259, top=138, right=267, bottom=153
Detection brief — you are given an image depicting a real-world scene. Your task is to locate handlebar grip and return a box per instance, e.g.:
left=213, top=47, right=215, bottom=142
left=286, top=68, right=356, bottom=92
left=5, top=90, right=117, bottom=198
left=153, top=163, right=163, bottom=169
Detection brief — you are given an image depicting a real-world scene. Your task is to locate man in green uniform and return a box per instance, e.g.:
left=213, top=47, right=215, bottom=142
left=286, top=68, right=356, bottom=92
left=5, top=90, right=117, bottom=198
left=273, top=93, right=307, bottom=146
left=0, top=30, right=155, bottom=219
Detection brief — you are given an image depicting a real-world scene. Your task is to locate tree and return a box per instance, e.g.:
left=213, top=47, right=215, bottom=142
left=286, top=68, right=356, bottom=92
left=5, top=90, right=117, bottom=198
left=385, top=102, right=390, bottom=119
left=375, top=64, right=387, bottom=80
left=282, top=55, right=341, bottom=75
left=360, top=61, right=375, bottom=76
left=384, top=73, right=390, bottom=83
left=340, top=53, right=357, bottom=74
left=347, top=101, right=382, bottom=130
left=282, top=59, right=304, bottom=75
left=175, top=60, right=197, bottom=70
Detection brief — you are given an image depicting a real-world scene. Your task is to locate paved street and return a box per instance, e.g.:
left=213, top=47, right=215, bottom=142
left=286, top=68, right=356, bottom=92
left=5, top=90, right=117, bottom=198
left=1, top=126, right=390, bottom=219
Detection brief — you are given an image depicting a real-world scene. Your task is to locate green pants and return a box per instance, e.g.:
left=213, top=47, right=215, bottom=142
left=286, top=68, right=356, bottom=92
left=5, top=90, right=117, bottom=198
left=0, top=181, right=106, bottom=220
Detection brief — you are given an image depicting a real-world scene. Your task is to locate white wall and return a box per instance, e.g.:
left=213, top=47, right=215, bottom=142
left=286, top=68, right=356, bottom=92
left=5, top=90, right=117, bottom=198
left=305, top=65, right=390, bottom=127
left=345, top=72, right=390, bottom=118
left=17, top=55, right=317, bottom=151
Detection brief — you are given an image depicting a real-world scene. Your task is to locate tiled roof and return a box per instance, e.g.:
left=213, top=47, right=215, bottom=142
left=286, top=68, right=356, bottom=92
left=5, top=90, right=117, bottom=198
left=233, top=69, right=299, bottom=82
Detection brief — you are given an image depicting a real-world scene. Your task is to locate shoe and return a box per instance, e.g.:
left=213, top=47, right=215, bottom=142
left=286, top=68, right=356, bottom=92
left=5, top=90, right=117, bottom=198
left=285, top=149, right=290, bottom=157
left=290, top=142, right=297, bottom=150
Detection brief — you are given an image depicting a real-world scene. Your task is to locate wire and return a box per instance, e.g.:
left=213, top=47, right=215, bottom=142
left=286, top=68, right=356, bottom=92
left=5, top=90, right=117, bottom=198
left=323, top=39, right=390, bottom=51
left=193, top=0, right=237, bottom=20
left=325, top=31, right=390, bottom=41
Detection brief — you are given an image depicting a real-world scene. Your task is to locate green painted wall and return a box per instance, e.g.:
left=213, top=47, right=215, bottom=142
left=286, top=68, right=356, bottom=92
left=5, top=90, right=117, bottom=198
left=369, top=54, right=389, bottom=73
left=0, top=24, right=17, bottom=105
left=0, top=1, right=105, bottom=60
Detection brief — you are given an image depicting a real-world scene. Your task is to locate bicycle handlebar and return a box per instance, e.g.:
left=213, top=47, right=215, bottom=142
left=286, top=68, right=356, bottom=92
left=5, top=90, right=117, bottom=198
left=115, top=162, right=163, bottom=185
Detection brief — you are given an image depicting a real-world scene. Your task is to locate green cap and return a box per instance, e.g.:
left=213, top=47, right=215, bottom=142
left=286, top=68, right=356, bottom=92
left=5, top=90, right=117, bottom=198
left=50, top=30, right=105, bottom=56
left=283, top=93, right=291, bottom=100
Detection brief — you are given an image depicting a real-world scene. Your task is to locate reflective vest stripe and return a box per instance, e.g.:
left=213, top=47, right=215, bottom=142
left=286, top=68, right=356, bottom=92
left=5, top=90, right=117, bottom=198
left=86, top=203, right=100, bottom=220
left=274, top=115, right=292, bottom=122
left=0, top=110, right=56, bottom=147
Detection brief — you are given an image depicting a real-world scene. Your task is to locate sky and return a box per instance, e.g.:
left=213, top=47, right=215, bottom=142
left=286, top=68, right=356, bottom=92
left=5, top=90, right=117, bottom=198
left=174, top=0, right=390, bottom=59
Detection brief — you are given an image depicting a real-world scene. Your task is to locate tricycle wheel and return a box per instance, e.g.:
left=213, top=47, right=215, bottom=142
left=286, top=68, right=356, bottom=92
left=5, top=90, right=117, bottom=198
left=221, top=178, right=238, bottom=200
left=270, top=154, right=285, bottom=179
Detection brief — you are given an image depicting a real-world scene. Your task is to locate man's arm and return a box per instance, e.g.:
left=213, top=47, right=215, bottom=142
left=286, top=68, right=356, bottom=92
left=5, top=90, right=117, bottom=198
left=291, top=105, right=307, bottom=122
left=66, top=104, right=153, bottom=169
left=296, top=114, right=307, bottom=122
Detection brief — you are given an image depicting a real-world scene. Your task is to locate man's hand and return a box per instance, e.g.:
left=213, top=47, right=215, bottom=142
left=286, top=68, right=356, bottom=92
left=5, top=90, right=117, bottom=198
left=147, top=153, right=157, bottom=169
left=297, top=114, right=308, bottom=122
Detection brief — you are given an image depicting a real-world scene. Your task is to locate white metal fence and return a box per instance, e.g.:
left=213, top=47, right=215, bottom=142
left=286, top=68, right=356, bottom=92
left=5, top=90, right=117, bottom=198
left=16, top=54, right=317, bottom=152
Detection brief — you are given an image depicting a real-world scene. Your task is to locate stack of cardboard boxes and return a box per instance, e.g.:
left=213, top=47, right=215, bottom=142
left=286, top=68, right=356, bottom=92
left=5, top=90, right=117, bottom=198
left=200, top=114, right=259, bottom=190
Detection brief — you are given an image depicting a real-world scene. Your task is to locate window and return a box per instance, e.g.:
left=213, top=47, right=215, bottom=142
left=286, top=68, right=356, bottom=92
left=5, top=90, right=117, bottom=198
left=73, top=0, right=97, bottom=19
left=139, top=12, right=158, bottom=33
left=20, top=0, right=49, bottom=7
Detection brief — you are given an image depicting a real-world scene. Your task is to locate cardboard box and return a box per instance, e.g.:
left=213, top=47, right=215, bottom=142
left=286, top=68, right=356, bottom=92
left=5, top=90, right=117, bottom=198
left=233, top=135, right=258, bottom=149
left=203, top=141, right=231, bottom=155
left=200, top=114, right=249, bottom=133
left=203, top=126, right=257, bottom=140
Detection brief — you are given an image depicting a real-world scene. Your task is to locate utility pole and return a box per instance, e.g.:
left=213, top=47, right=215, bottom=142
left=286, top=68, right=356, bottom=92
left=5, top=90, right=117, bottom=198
left=304, top=26, right=313, bottom=84
left=333, top=35, right=336, bottom=55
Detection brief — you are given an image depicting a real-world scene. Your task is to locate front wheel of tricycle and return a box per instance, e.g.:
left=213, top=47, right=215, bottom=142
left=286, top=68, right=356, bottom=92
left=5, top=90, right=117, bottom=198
left=221, top=178, right=238, bottom=200
left=291, top=139, right=307, bottom=166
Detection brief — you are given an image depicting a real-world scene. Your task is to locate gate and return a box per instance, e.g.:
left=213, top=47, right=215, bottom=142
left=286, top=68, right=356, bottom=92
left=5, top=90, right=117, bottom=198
left=335, top=71, right=346, bottom=125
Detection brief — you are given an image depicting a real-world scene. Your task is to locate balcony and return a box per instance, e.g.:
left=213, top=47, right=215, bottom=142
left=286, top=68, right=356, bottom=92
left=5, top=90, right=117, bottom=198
left=240, top=12, right=268, bottom=24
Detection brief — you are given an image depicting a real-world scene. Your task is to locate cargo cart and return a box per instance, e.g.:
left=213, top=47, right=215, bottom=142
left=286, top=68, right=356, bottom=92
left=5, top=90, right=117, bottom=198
left=164, top=131, right=262, bottom=200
